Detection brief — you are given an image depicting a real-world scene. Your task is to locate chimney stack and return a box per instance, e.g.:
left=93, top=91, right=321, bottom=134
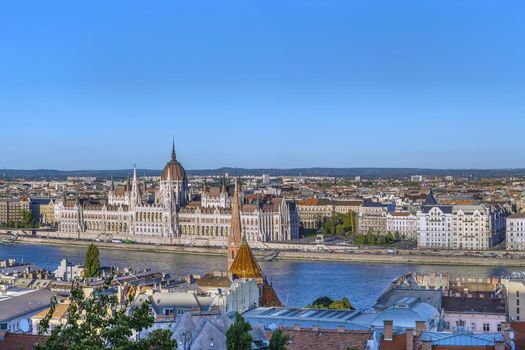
left=415, top=321, right=426, bottom=336
left=384, top=320, right=393, bottom=341
left=405, top=329, right=414, bottom=350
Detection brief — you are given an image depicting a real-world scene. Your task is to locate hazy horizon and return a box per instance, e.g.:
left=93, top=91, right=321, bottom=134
left=2, top=1, right=524, bottom=170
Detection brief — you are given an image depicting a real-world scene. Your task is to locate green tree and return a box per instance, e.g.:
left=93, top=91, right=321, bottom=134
left=269, top=329, right=290, bottom=350
left=328, top=297, right=352, bottom=310
left=226, top=313, right=252, bottom=350
left=356, top=234, right=366, bottom=245
left=307, top=296, right=352, bottom=310
left=365, top=232, right=376, bottom=245
left=20, top=208, right=34, bottom=227
left=35, top=279, right=177, bottom=350
left=84, top=243, right=100, bottom=278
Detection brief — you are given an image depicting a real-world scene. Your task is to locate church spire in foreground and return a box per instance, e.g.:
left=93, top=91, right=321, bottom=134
left=227, top=178, right=242, bottom=272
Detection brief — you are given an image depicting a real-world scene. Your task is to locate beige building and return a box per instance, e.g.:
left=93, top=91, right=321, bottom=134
left=504, top=278, right=525, bottom=321
left=357, top=202, right=391, bottom=234
left=30, top=198, right=56, bottom=225
left=55, top=144, right=299, bottom=245
left=296, top=199, right=361, bottom=230
left=0, top=198, right=30, bottom=226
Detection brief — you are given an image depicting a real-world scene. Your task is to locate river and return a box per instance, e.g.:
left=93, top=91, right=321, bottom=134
left=0, top=243, right=518, bottom=309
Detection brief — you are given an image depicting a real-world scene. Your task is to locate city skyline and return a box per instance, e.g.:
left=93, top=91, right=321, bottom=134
left=2, top=0, right=525, bottom=170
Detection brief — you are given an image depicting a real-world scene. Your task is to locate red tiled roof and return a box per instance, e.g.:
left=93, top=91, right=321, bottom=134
left=283, top=328, right=372, bottom=350
left=0, top=332, right=47, bottom=350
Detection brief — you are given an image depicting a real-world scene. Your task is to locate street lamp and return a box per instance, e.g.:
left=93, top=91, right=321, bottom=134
left=183, top=331, right=192, bottom=350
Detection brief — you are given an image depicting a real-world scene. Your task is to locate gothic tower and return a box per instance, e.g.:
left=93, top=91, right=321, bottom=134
left=227, top=178, right=242, bottom=272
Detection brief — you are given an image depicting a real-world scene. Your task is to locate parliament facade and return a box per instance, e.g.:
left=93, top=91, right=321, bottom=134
left=55, top=144, right=299, bottom=245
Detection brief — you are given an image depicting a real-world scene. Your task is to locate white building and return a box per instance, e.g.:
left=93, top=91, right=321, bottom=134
left=53, top=258, right=84, bottom=281
left=417, top=203, right=507, bottom=250
left=386, top=212, right=418, bottom=239
left=451, top=204, right=505, bottom=250
left=417, top=205, right=453, bottom=249
left=506, top=213, right=525, bottom=250
left=55, top=143, right=299, bottom=245
left=0, top=288, right=56, bottom=334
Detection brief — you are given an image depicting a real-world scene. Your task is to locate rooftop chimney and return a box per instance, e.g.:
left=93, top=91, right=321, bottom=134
left=405, top=329, right=414, bottom=350
left=415, top=321, right=426, bottom=336
left=384, top=320, right=393, bottom=341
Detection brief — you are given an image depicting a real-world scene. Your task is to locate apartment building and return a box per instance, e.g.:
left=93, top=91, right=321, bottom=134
left=506, top=213, right=525, bottom=250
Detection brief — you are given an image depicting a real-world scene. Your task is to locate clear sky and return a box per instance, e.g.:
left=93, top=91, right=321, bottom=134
left=1, top=1, right=524, bottom=170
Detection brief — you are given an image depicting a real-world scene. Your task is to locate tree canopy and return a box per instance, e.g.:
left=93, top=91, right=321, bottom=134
left=269, top=329, right=290, bottom=350
left=321, top=211, right=355, bottom=237
left=306, top=296, right=352, bottom=310
left=84, top=243, right=100, bottom=278
left=35, top=279, right=177, bottom=350
left=226, top=313, right=252, bottom=350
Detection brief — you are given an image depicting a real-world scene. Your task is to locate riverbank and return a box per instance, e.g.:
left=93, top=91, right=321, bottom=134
left=5, top=235, right=525, bottom=267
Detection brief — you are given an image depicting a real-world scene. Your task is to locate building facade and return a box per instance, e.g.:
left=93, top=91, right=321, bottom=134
left=386, top=212, right=418, bottom=239
left=357, top=202, right=392, bottom=235
left=417, top=204, right=506, bottom=250
left=506, top=213, right=525, bottom=250
left=0, top=198, right=30, bottom=226
left=55, top=144, right=299, bottom=245
left=296, top=199, right=362, bottom=230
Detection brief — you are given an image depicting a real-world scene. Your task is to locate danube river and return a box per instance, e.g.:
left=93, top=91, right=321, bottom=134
left=0, top=244, right=518, bottom=309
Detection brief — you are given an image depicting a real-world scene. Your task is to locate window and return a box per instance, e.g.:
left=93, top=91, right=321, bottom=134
left=518, top=299, right=520, bottom=306
left=517, top=291, right=520, bottom=298
left=163, top=308, right=174, bottom=316
left=518, top=307, right=520, bottom=315
left=483, top=323, right=490, bottom=332
left=498, top=324, right=502, bottom=332
left=0, top=323, right=7, bottom=331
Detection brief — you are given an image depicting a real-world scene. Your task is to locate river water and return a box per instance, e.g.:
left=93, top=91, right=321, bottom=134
left=0, top=244, right=518, bottom=309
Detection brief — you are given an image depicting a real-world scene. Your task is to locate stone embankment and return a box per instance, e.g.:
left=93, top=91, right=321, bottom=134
left=2, top=230, right=525, bottom=267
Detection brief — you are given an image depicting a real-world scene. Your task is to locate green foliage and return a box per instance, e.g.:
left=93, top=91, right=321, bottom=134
left=321, top=211, right=355, bottom=237
left=269, top=329, right=290, bottom=350
left=226, top=313, right=253, bottom=350
left=308, top=296, right=333, bottom=308
left=354, top=232, right=397, bottom=246
left=35, top=279, right=177, bottom=350
left=20, top=208, right=35, bottom=227
left=84, top=243, right=100, bottom=278
left=306, top=296, right=352, bottom=310
left=328, top=297, right=352, bottom=310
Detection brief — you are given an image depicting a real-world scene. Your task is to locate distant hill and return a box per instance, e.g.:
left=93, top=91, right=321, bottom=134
left=2, top=167, right=525, bottom=180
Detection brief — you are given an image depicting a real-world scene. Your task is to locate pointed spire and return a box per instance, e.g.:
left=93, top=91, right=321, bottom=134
left=203, top=176, right=208, bottom=193
left=110, top=175, right=115, bottom=192
left=231, top=179, right=242, bottom=235
left=228, top=177, right=243, bottom=272
left=221, top=175, right=227, bottom=193
left=171, top=137, right=176, bottom=161
left=131, top=164, right=140, bottom=207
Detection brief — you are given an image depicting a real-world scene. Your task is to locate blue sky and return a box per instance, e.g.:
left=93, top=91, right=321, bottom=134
left=1, top=0, right=524, bottom=170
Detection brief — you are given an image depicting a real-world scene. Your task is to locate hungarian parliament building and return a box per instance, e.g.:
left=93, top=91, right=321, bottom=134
left=55, top=144, right=300, bottom=246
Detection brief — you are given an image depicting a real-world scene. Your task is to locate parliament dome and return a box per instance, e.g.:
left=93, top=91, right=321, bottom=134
left=161, top=143, right=187, bottom=181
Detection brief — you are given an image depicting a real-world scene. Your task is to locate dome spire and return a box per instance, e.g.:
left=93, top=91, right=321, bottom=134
left=171, top=137, right=176, bottom=160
